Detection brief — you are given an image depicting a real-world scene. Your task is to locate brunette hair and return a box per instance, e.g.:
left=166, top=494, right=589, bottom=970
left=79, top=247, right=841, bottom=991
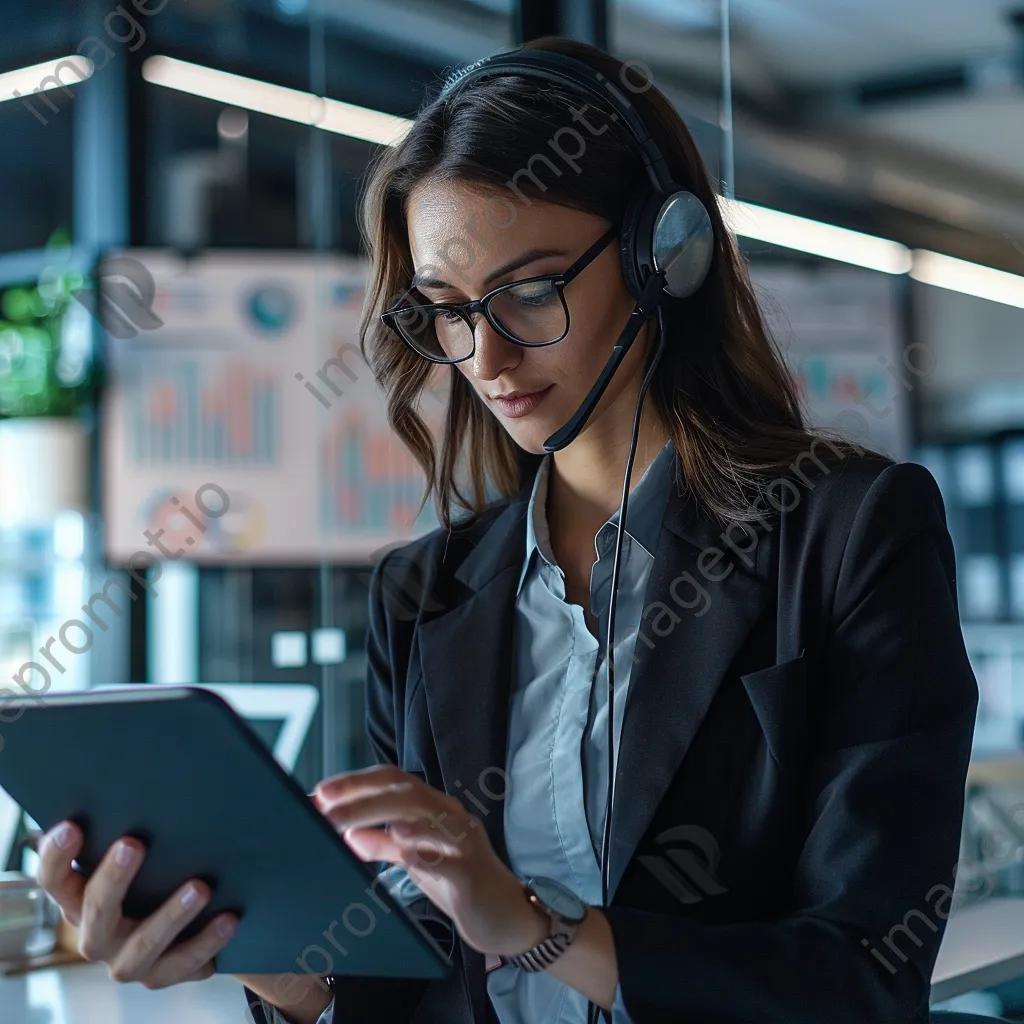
left=357, top=35, right=868, bottom=532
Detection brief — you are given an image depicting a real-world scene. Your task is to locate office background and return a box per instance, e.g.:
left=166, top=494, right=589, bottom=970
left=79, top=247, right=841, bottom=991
left=3, top=0, right=1024, bottom=1018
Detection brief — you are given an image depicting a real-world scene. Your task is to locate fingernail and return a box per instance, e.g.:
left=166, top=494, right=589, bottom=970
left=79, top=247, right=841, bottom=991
left=114, top=841, right=138, bottom=868
left=51, top=823, right=74, bottom=851
left=216, top=916, right=237, bottom=938
left=181, top=884, right=203, bottom=910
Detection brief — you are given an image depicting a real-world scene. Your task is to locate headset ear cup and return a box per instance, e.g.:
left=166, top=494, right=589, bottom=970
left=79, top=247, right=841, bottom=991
left=619, top=187, right=653, bottom=301
left=620, top=187, right=666, bottom=300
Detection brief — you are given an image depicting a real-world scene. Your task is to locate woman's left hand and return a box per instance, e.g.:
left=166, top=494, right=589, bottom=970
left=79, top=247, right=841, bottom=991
left=312, top=765, right=547, bottom=958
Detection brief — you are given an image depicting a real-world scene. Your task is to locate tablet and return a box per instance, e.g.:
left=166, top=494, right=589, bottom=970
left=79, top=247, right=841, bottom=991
left=0, top=685, right=453, bottom=979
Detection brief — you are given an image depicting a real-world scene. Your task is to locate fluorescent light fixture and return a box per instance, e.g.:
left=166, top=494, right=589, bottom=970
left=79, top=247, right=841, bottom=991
left=142, top=55, right=412, bottom=146
left=0, top=56, right=93, bottom=104
left=911, top=249, right=1024, bottom=310
left=721, top=199, right=1024, bottom=307
left=721, top=198, right=912, bottom=275
left=137, top=57, right=1024, bottom=310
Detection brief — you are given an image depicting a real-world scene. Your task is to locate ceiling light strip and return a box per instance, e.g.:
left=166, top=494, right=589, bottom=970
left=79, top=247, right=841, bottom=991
left=0, top=57, right=94, bottom=103
left=142, top=55, right=411, bottom=146
left=134, top=57, right=1024, bottom=310
left=721, top=197, right=912, bottom=275
left=911, top=249, right=1024, bottom=310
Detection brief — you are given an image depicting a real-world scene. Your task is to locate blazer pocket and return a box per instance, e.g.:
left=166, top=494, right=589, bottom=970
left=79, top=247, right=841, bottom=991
left=739, top=651, right=808, bottom=768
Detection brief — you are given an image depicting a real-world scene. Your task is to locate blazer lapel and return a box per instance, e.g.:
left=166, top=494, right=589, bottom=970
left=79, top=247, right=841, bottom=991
left=607, top=484, right=774, bottom=902
left=416, top=490, right=532, bottom=870
left=413, top=461, right=774, bottom=1023
left=416, top=489, right=533, bottom=1024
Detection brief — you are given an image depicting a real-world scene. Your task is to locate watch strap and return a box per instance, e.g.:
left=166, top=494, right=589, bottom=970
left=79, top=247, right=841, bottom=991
left=496, top=881, right=585, bottom=973
left=499, top=926, right=576, bottom=972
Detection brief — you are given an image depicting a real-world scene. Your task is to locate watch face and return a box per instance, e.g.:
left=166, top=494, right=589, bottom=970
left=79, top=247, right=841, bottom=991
left=528, top=877, right=588, bottom=923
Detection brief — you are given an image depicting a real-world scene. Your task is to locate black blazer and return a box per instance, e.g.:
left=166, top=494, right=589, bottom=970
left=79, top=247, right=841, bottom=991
left=250, top=451, right=979, bottom=1024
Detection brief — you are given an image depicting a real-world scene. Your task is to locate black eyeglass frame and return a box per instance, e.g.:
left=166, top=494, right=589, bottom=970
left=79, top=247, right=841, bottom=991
left=380, top=224, right=618, bottom=364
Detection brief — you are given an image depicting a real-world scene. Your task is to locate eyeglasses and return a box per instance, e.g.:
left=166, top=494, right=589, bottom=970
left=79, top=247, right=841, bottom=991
left=380, top=224, right=618, bottom=364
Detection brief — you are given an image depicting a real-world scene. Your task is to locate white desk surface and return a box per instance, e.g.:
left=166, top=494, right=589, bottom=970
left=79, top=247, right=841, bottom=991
left=931, top=897, right=1024, bottom=1004
left=0, top=962, right=256, bottom=1024
left=4, top=900, right=1024, bottom=1020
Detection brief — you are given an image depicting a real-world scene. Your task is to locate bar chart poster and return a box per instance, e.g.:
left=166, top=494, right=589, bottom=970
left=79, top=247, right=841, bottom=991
left=310, top=272, right=446, bottom=554
left=320, top=410, right=438, bottom=538
left=128, top=359, right=278, bottom=467
left=101, top=250, right=444, bottom=562
left=749, top=265, right=910, bottom=461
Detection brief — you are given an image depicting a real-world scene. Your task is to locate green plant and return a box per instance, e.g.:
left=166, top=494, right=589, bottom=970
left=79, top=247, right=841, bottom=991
left=0, top=229, right=99, bottom=418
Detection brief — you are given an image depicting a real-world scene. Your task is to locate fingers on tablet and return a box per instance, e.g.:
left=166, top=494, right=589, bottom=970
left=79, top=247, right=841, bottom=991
left=43, top=820, right=82, bottom=856
left=77, top=836, right=149, bottom=959
left=137, top=913, right=237, bottom=990
left=89, top=837, right=147, bottom=910
left=106, top=879, right=214, bottom=982
left=36, top=821, right=86, bottom=925
left=140, top=951, right=213, bottom=990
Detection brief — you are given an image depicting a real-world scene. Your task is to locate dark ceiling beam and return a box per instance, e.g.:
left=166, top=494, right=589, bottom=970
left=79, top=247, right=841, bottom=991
left=149, top=7, right=439, bottom=118
left=516, top=0, right=607, bottom=50
left=797, top=52, right=1023, bottom=124
left=796, top=15, right=1024, bottom=124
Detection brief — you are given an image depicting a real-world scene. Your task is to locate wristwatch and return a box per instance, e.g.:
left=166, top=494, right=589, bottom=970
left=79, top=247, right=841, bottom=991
left=498, top=876, right=589, bottom=972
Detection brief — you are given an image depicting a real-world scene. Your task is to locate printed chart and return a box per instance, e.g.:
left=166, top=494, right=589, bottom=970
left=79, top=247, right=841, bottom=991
left=102, top=251, right=442, bottom=562
left=750, top=264, right=910, bottom=461
left=320, top=410, right=437, bottom=534
left=128, top=359, right=279, bottom=468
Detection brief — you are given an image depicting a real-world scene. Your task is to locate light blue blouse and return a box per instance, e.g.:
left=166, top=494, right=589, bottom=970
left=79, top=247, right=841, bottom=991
left=259, top=439, right=676, bottom=1024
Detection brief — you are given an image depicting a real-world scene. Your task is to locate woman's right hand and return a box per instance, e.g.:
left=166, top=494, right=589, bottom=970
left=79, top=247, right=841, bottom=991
left=35, top=820, right=240, bottom=989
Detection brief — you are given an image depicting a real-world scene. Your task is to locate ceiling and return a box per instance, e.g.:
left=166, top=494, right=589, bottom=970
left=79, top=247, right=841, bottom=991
left=6, top=0, right=1020, bottom=268
left=725, top=0, right=1024, bottom=195
left=726, top=0, right=1016, bottom=84
left=307, top=0, right=1024, bottom=265
left=862, top=94, right=1024, bottom=191
left=610, top=0, right=1024, bottom=267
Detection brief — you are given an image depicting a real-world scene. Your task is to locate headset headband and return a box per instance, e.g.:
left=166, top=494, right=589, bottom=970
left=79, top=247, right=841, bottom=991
left=437, top=49, right=673, bottom=193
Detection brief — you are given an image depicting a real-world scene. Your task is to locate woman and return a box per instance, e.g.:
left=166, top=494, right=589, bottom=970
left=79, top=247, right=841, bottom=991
left=35, top=35, right=978, bottom=1024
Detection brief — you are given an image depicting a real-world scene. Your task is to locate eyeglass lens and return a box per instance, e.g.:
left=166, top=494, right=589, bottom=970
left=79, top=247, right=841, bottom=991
left=393, top=278, right=569, bottom=361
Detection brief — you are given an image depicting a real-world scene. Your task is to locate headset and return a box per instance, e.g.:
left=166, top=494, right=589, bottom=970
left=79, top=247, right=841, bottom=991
left=438, top=46, right=714, bottom=1024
